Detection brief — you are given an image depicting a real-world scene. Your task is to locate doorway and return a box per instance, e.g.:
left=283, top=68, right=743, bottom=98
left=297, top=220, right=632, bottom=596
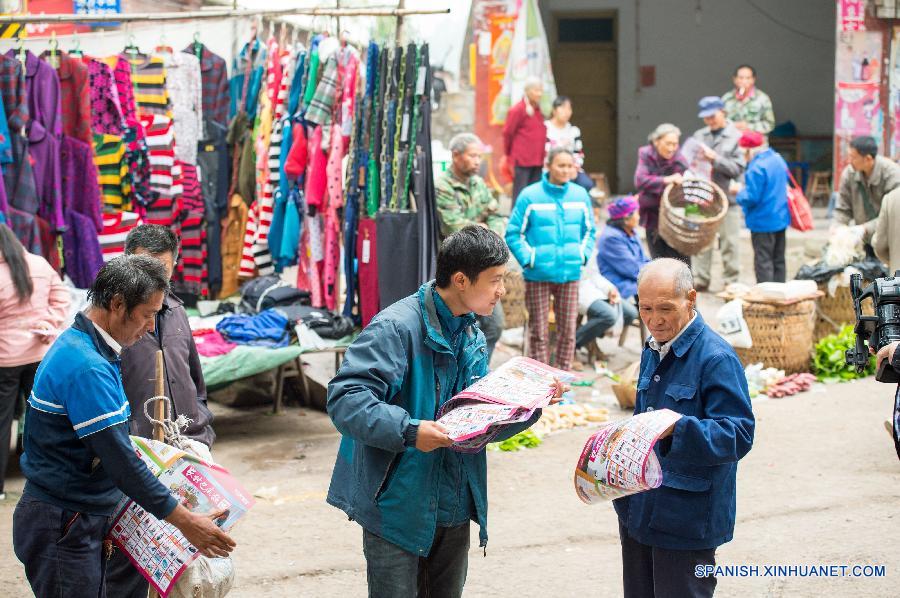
left=551, top=12, right=618, bottom=191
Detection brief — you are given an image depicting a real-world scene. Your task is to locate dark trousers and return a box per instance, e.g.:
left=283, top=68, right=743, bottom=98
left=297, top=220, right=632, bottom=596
left=363, top=524, right=470, bottom=598
left=572, top=170, right=596, bottom=192
left=647, top=229, right=690, bottom=265
left=512, top=165, right=542, bottom=206
left=105, top=546, right=149, bottom=598
left=476, top=302, right=505, bottom=362
left=13, top=494, right=114, bottom=597
left=0, top=362, right=38, bottom=493
left=619, top=522, right=717, bottom=598
left=576, top=298, right=638, bottom=348
left=751, top=230, right=786, bottom=283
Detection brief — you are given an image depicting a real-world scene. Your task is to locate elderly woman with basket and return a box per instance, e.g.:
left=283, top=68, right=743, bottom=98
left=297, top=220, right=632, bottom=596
left=506, top=147, right=596, bottom=372
left=634, top=124, right=690, bottom=262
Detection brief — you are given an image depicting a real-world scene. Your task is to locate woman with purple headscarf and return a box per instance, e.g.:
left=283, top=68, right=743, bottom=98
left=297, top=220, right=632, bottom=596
left=596, top=195, right=648, bottom=316
left=634, top=124, right=690, bottom=261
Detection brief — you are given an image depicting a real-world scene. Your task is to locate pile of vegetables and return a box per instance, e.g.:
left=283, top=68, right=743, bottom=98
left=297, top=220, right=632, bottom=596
left=812, top=325, right=875, bottom=382
left=488, top=430, right=542, bottom=452
left=764, top=373, right=817, bottom=398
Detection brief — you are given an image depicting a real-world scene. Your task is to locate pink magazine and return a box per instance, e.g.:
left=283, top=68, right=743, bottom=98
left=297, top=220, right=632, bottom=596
left=436, top=357, right=573, bottom=453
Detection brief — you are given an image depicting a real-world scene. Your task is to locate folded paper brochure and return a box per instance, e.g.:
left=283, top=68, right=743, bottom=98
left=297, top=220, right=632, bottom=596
left=436, top=356, right=574, bottom=452
left=574, top=409, right=683, bottom=504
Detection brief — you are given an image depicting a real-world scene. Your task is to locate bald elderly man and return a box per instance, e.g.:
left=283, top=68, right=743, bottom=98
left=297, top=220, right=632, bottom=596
left=613, top=258, right=755, bottom=598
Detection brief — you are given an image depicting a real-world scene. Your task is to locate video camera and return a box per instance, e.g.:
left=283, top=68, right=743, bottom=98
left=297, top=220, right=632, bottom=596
left=846, top=272, right=900, bottom=383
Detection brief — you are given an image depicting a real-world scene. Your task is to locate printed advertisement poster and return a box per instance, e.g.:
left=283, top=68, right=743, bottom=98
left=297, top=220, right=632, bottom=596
left=839, top=0, right=866, bottom=32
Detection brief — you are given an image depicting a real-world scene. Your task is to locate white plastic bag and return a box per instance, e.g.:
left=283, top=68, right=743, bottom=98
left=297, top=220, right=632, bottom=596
left=716, top=299, right=753, bottom=349
left=609, top=301, right=625, bottom=338
left=170, top=555, right=234, bottom=598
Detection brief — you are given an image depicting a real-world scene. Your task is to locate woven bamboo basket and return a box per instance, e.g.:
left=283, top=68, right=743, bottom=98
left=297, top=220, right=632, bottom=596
left=502, top=269, right=527, bottom=329
left=735, top=299, right=817, bottom=373
left=813, top=281, right=873, bottom=342
left=658, top=179, right=728, bottom=256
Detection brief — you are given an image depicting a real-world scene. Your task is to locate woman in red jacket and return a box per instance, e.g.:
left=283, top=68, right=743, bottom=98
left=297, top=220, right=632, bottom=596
left=503, top=77, right=547, bottom=205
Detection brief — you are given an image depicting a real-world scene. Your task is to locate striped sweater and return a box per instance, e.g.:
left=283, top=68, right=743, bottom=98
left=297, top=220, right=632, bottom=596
left=126, top=54, right=171, bottom=118
left=92, top=133, right=131, bottom=210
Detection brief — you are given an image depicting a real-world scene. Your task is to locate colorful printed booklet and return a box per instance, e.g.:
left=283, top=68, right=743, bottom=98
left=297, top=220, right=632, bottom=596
left=574, top=409, right=683, bottom=504
left=107, top=437, right=255, bottom=597
left=436, top=356, right=572, bottom=452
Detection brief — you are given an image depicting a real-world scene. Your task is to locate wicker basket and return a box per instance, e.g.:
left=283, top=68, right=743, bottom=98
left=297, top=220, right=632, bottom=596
left=658, top=179, right=728, bottom=256
left=735, top=299, right=817, bottom=373
left=502, top=269, right=527, bottom=329
left=813, top=281, right=873, bottom=342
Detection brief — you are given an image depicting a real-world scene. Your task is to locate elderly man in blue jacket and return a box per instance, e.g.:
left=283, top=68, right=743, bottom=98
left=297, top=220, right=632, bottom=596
left=614, top=258, right=755, bottom=598
left=326, top=226, right=563, bottom=598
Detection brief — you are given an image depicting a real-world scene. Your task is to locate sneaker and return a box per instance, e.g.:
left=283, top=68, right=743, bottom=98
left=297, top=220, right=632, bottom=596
left=0, top=492, right=6, bottom=501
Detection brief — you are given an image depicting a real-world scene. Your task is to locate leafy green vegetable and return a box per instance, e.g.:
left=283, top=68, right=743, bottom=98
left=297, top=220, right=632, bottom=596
left=488, top=429, right=543, bottom=452
left=812, top=325, right=875, bottom=382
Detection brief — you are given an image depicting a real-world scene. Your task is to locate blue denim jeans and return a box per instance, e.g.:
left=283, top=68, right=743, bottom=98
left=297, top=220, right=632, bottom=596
left=575, top=298, right=638, bottom=348
left=363, top=524, right=470, bottom=598
left=13, top=493, right=114, bottom=597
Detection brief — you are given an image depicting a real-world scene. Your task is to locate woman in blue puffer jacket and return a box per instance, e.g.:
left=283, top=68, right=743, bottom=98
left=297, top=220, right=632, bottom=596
left=506, top=147, right=596, bottom=371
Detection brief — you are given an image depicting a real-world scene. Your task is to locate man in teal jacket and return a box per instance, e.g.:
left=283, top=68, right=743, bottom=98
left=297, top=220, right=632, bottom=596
left=326, top=226, right=560, bottom=597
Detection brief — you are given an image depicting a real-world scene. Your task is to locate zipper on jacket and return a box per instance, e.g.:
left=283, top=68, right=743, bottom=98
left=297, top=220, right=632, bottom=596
left=373, top=453, right=402, bottom=502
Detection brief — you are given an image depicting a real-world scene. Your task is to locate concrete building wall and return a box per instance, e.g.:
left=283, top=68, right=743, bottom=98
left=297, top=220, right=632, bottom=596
left=540, top=0, right=835, bottom=191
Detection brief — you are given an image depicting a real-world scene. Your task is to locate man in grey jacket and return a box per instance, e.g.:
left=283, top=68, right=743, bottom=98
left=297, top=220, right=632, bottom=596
left=692, top=96, right=746, bottom=291
left=835, top=135, right=900, bottom=246
left=106, top=224, right=216, bottom=597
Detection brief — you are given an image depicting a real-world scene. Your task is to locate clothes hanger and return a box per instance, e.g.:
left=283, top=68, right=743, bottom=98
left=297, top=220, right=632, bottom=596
left=47, top=31, right=60, bottom=69
left=15, top=37, right=26, bottom=67
left=156, top=27, right=173, bottom=56
left=124, top=31, right=141, bottom=56
left=70, top=31, right=83, bottom=57
left=192, top=31, right=203, bottom=59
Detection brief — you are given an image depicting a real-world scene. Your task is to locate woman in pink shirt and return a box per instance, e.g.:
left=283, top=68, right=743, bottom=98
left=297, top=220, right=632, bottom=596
left=0, top=223, right=69, bottom=499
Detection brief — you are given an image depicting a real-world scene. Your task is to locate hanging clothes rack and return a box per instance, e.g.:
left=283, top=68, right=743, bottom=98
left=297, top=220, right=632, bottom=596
left=0, top=7, right=449, bottom=25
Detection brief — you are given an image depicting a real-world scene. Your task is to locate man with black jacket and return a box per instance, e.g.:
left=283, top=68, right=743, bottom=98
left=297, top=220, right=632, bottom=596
left=12, top=256, right=234, bottom=597
left=106, top=224, right=217, bottom=595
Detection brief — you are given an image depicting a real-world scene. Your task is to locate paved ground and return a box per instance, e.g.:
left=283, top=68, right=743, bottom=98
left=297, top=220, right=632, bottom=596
left=1, top=209, right=898, bottom=596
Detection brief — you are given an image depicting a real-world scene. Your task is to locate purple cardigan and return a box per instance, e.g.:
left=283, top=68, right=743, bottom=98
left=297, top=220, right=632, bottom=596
left=633, top=144, right=689, bottom=233
left=62, top=208, right=104, bottom=289
left=27, top=121, right=64, bottom=232
left=6, top=50, right=62, bottom=137
left=61, top=135, right=102, bottom=232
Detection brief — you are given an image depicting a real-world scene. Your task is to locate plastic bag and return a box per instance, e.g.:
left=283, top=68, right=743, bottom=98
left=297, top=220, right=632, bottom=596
left=795, top=255, right=888, bottom=283
left=715, top=299, right=753, bottom=349
left=170, top=555, right=234, bottom=598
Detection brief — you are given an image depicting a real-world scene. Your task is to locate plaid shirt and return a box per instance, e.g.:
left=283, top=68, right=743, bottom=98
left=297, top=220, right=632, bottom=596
left=722, top=87, right=775, bottom=134
left=6, top=207, right=41, bottom=254
left=0, top=53, right=28, bottom=133
left=305, top=55, right=339, bottom=126
left=184, top=44, right=229, bottom=128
